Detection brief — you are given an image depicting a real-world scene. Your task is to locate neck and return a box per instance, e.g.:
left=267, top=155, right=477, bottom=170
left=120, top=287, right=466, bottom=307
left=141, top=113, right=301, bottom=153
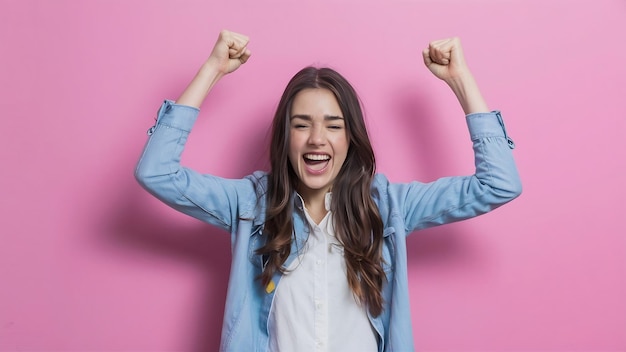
left=297, top=188, right=330, bottom=222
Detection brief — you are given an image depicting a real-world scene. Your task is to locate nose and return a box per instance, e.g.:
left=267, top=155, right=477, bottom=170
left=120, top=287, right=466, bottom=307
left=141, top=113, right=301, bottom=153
left=307, top=124, right=326, bottom=146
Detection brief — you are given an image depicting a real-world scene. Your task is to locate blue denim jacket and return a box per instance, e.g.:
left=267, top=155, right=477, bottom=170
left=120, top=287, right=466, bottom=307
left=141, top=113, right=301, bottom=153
left=135, top=100, right=521, bottom=351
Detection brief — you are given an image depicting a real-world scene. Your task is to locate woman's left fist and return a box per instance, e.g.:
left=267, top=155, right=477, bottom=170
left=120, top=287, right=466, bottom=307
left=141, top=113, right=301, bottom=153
left=422, top=37, right=470, bottom=81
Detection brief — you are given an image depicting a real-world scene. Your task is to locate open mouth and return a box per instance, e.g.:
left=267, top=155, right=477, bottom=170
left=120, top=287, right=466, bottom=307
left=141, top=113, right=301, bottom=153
left=303, top=153, right=330, bottom=173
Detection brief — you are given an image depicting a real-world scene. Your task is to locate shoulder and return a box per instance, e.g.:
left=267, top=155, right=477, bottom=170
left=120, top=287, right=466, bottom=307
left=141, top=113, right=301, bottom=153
left=241, top=171, right=269, bottom=225
left=371, top=173, right=426, bottom=218
left=244, top=171, right=269, bottom=194
left=372, top=173, right=390, bottom=189
left=372, top=173, right=392, bottom=219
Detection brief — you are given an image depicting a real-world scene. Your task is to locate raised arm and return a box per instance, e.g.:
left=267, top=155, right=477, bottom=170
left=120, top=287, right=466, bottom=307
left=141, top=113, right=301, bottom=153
left=135, top=30, right=256, bottom=232
left=382, top=37, right=521, bottom=233
left=422, top=37, right=488, bottom=115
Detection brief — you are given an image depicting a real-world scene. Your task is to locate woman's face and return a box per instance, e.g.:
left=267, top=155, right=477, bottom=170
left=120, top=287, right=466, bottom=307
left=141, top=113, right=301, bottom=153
left=288, top=88, right=349, bottom=199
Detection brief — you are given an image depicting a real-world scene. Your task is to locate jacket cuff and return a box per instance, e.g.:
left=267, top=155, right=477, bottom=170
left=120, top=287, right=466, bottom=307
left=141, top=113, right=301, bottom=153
left=147, top=100, right=200, bottom=135
left=466, top=110, right=515, bottom=149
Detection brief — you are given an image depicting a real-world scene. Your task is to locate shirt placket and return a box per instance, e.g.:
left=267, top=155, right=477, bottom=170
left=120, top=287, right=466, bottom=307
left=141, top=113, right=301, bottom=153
left=313, top=223, right=328, bottom=352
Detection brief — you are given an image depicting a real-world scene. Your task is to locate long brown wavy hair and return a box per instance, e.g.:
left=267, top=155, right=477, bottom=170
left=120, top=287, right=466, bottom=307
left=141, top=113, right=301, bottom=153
left=256, top=67, right=386, bottom=316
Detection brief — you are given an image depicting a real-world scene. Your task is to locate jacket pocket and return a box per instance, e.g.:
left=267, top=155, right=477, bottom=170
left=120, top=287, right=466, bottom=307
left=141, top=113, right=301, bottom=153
left=248, top=225, right=266, bottom=270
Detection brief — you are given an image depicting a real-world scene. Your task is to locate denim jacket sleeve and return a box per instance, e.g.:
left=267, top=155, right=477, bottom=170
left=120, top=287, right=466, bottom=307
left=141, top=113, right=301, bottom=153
left=386, top=111, right=522, bottom=233
left=135, top=100, right=256, bottom=233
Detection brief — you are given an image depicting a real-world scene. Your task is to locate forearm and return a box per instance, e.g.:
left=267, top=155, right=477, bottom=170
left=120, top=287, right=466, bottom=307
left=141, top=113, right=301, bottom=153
left=445, top=72, right=489, bottom=115
left=176, top=58, right=224, bottom=108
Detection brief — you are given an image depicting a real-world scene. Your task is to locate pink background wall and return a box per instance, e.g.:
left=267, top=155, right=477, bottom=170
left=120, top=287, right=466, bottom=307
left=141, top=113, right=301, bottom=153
left=1, top=0, right=625, bottom=350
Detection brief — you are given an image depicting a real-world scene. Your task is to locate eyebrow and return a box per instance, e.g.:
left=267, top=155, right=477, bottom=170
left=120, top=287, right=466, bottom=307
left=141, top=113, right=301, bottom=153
left=290, top=114, right=344, bottom=121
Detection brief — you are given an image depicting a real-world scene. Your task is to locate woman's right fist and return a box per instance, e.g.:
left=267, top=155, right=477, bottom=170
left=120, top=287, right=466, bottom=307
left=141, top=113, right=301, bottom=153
left=207, top=30, right=251, bottom=75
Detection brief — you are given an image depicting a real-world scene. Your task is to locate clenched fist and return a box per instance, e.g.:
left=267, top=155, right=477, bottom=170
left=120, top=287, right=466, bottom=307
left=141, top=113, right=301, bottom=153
left=422, top=37, right=470, bottom=82
left=207, top=30, right=252, bottom=75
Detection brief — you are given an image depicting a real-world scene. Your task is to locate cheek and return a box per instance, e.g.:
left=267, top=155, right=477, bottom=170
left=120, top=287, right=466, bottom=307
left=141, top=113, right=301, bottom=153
left=333, top=134, right=350, bottom=156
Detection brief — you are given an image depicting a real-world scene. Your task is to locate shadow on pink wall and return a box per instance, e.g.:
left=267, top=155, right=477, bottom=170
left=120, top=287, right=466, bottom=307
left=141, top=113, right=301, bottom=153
left=107, top=182, right=229, bottom=350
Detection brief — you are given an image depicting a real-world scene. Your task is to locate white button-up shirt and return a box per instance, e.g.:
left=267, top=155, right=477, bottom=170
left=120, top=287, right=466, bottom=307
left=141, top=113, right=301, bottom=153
left=268, top=194, right=378, bottom=352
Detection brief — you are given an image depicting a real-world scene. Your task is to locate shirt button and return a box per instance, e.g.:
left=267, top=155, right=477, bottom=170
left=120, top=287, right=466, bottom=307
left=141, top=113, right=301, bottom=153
left=316, top=259, right=323, bottom=265
left=507, top=137, right=516, bottom=149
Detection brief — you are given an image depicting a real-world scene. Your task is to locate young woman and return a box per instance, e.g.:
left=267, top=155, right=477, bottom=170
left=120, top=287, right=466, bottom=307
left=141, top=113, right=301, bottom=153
left=135, top=30, right=521, bottom=352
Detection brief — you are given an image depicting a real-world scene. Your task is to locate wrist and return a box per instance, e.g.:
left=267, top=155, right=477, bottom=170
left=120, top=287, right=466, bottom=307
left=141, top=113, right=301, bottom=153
left=443, top=70, right=475, bottom=92
left=445, top=73, right=489, bottom=115
left=200, top=58, right=226, bottom=82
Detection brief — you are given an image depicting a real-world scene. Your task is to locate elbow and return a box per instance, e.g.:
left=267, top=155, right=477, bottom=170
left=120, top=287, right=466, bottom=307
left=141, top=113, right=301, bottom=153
left=134, top=166, right=147, bottom=188
left=507, top=180, right=523, bottom=201
left=134, top=161, right=185, bottom=202
left=134, top=162, right=159, bottom=192
left=495, top=176, right=523, bottom=204
left=134, top=167, right=150, bottom=192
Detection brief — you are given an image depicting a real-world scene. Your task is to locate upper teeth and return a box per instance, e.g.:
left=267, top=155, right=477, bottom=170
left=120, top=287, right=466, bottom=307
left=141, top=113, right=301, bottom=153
left=304, top=154, right=330, bottom=161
